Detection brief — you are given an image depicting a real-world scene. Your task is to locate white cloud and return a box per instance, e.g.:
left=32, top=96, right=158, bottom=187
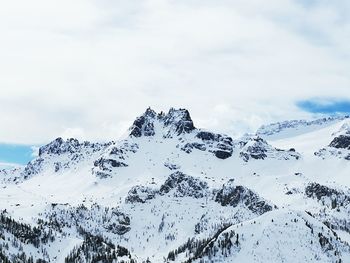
left=0, top=0, right=349, bottom=144
left=30, top=146, right=40, bottom=158
left=0, top=162, right=24, bottom=169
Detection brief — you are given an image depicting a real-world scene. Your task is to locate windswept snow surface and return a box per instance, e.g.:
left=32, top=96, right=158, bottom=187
left=1, top=108, right=350, bottom=262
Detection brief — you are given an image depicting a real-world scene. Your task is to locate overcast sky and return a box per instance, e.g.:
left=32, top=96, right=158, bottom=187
left=1, top=0, right=350, bottom=146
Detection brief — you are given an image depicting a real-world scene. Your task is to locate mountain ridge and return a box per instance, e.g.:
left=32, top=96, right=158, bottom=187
left=1, top=107, right=350, bottom=262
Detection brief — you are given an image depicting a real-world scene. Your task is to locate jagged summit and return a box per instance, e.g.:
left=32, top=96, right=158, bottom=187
left=129, top=107, right=195, bottom=138
left=38, top=137, right=110, bottom=157
left=39, top=137, right=80, bottom=156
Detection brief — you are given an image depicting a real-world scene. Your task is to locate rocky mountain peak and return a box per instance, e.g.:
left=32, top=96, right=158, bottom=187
left=129, top=107, right=157, bottom=137
left=38, top=137, right=80, bottom=156
left=163, top=108, right=195, bottom=135
left=129, top=107, right=195, bottom=138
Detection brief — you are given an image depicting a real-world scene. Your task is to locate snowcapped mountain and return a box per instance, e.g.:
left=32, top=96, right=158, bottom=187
left=256, top=115, right=349, bottom=140
left=1, top=108, right=350, bottom=262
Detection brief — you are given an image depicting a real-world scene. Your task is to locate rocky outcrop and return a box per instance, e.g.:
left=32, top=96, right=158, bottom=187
left=125, top=172, right=209, bottom=203
left=91, top=141, right=138, bottom=179
left=129, top=107, right=195, bottom=138
left=38, top=138, right=108, bottom=156
left=239, top=137, right=268, bottom=161
left=306, top=183, right=341, bottom=200
left=39, top=137, right=79, bottom=156
left=181, top=142, right=206, bottom=153
left=125, top=185, right=157, bottom=203
left=314, top=126, right=350, bottom=160
left=164, top=162, right=181, bottom=170
left=329, top=135, right=350, bottom=150
left=215, top=179, right=274, bottom=215
left=239, top=136, right=300, bottom=162
left=180, top=131, right=234, bottom=159
left=129, top=108, right=157, bottom=137
left=16, top=138, right=112, bottom=182
left=304, top=182, right=350, bottom=236
left=94, top=158, right=127, bottom=171
left=21, top=158, right=45, bottom=180
left=305, top=183, right=350, bottom=209
left=93, top=158, right=128, bottom=179
left=214, top=142, right=234, bottom=159
left=43, top=204, right=131, bottom=236
left=163, top=108, right=195, bottom=136
left=159, top=171, right=209, bottom=198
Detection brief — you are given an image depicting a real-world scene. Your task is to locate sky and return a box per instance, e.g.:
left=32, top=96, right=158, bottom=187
left=297, top=99, right=350, bottom=114
left=0, top=0, right=350, bottom=164
left=0, top=144, right=35, bottom=167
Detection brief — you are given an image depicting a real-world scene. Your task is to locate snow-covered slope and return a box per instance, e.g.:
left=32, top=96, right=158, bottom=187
left=257, top=116, right=349, bottom=141
left=1, top=108, right=350, bottom=263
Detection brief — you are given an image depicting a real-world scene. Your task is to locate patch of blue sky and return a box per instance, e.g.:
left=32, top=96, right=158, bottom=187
left=0, top=144, right=35, bottom=165
left=297, top=98, right=350, bottom=115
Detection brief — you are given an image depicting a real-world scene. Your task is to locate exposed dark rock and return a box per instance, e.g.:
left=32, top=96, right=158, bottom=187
left=315, top=146, right=350, bottom=161
left=196, top=131, right=217, bottom=141
left=93, top=158, right=128, bottom=178
left=163, top=108, right=195, bottom=135
left=109, top=224, right=131, bottom=235
left=129, top=108, right=157, bottom=137
left=107, top=211, right=131, bottom=234
left=159, top=171, right=208, bottom=198
left=115, top=212, right=130, bottom=225
left=94, top=158, right=127, bottom=170
left=54, top=162, right=61, bottom=172
left=129, top=107, right=196, bottom=138
left=305, top=183, right=350, bottom=213
left=125, top=185, right=157, bottom=203
left=196, top=131, right=233, bottom=146
left=93, top=171, right=111, bottom=179
left=306, top=183, right=341, bottom=200
left=109, top=142, right=138, bottom=157
left=239, top=136, right=300, bottom=162
left=215, top=179, right=273, bottom=215
left=164, top=162, right=181, bottom=170
left=20, top=138, right=112, bottom=182
left=38, top=138, right=81, bottom=156
left=318, top=232, right=334, bottom=251
left=305, top=183, right=350, bottom=209
left=181, top=143, right=206, bottom=153
left=44, top=204, right=132, bottom=237
left=240, top=137, right=268, bottom=162
left=110, top=147, right=124, bottom=155
left=214, top=150, right=232, bottom=159
left=22, top=158, right=44, bottom=179
left=180, top=130, right=234, bottom=159
left=214, top=142, right=233, bottom=159
left=329, top=135, right=350, bottom=150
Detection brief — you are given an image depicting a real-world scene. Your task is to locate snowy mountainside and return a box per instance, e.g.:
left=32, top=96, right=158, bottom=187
left=1, top=108, right=350, bottom=262
left=257, top=115, right=349, bottom=140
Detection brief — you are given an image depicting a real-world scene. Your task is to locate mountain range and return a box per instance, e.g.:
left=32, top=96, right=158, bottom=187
left=1, top=108, right=350, bottom=263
